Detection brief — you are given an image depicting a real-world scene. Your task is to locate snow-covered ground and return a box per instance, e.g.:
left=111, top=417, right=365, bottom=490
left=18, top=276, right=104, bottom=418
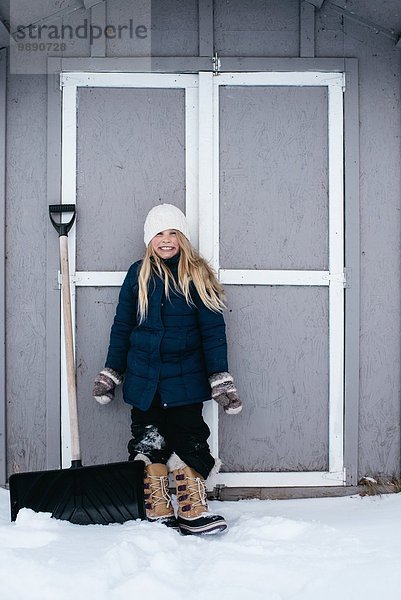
left=1, top=487, right=400, bottom=599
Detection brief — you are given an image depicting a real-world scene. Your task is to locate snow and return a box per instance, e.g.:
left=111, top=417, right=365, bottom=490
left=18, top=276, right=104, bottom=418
left=1, top=487, right=401, bottom=599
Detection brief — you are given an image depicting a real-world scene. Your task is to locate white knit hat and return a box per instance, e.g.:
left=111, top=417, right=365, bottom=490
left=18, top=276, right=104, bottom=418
left=143, top=204, right=191, bottom=246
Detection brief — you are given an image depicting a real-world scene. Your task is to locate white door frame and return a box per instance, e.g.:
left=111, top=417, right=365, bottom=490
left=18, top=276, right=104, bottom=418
left=60, top=72, right=199, bottom=467
left=60, top=70, right=346, bottom=487
left=201, top=72, right=345, bottom=488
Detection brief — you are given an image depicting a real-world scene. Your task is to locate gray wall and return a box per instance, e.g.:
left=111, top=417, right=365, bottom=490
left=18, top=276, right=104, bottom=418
left=3, top=0, right=401, bottom=482
left=6, top=74, right=48, bottom=475
left=315, top=4, right=401, bottom=480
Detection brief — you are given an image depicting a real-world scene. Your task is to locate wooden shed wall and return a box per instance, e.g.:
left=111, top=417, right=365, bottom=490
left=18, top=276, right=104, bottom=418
left=315, top=4, right=401, bottom=480
left=2, top=0, right=401, bottom=483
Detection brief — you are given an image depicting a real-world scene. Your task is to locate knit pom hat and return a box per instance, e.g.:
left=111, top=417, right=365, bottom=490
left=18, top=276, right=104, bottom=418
left=144, top=204, right=191, bottom=246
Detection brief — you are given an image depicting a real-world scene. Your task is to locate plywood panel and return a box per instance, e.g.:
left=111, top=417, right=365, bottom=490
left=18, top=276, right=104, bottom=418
left=75, top=287, right=132, bottom=465
left=214, top=0, right=299, bottom=57
left=106, top=0, right=152, bottom=57
left=76, top=87, right=186, bottom=271
left=219, top=86, right=328, bottom=270
left=6, top=74, right=48, bottom=475
left=220, top=285, right=329, bottom=472
left=107, top=0, right=198, bottom=57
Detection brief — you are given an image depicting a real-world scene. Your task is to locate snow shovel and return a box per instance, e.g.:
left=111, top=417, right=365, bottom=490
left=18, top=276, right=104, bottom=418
left=9, top=204, right=146, bottom=525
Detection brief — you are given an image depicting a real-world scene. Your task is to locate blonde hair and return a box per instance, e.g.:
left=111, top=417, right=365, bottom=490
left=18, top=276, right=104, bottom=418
left=137, top=231, right=225, bottom=323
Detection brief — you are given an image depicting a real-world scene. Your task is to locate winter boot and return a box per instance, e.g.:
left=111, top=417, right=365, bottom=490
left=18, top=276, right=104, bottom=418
left=174, top=466, right=227, bottom=535
left=144, top=463, right=179, bottom=530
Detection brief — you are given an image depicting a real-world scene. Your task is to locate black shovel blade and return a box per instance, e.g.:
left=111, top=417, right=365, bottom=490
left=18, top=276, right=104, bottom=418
left=9, top=460, right=146, bottom=525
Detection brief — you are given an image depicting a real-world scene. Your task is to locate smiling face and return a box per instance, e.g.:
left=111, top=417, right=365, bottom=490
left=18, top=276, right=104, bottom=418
left=150, top=229, right=180, bottom=259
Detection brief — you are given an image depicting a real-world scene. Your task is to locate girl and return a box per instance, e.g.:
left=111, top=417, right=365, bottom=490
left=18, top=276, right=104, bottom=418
left=93, top=204, right=241, bottom=535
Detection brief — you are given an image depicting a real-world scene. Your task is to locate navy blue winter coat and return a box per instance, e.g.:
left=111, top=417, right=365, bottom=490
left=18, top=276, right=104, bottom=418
left=105, top=254, right=228, bottom=411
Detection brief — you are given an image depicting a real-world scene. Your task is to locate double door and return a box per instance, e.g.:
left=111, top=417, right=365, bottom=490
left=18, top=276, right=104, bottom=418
left=60, top=70, right=345, bottom=487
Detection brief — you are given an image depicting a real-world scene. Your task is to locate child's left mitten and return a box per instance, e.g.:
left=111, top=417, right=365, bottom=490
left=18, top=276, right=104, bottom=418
left=209, top=372, right=242, bottom=415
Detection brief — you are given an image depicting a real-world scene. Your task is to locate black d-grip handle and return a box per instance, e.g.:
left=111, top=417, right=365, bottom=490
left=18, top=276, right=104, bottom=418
left=49, top=204, right=76, bottom=237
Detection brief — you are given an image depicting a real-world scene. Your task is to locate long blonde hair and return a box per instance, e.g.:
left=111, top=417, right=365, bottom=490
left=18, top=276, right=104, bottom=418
left=137, top=231, right=225, bottom=323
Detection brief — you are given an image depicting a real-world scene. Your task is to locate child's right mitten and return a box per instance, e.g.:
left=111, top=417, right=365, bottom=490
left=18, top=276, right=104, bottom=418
left=93, top=368, right=123, bottom=404
left=209, top=372, right=242, bottom=415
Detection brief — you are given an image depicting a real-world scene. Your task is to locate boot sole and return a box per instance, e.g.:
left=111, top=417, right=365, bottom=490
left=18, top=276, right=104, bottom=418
left=178, top=521, right=228, bottom=536
left=147, top=516, right=180, bottom=531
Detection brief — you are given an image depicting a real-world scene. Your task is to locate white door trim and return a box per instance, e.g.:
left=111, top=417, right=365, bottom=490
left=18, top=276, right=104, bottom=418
left=61, top=72, right=199, bottom=88
left=60, top=83, right=77, bottom=467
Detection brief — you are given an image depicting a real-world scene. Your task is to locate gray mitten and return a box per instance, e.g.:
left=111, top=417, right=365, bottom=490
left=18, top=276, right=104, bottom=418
left=93, top=368, right=123, bottom=405
left=209, top=372, right=242, bottom=415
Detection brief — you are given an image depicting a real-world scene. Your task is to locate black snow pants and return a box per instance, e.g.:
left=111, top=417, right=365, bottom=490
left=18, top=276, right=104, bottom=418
left=127, top=392, right=215, bottom=479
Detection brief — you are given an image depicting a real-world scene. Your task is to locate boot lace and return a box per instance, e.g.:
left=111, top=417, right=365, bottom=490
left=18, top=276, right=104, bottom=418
left=148, top=475, right=172, bottom=509
left=186, top=475, right=207, bottom=509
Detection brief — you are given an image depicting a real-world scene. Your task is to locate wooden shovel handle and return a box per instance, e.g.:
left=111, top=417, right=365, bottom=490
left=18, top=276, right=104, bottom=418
left=59, top=235, right=81, bottom=462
